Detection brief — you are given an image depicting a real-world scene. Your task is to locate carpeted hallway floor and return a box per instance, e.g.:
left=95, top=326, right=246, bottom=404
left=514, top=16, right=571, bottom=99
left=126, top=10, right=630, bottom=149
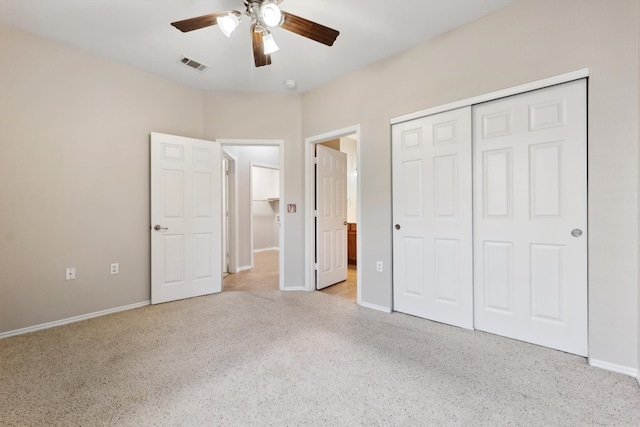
left=1, top=291, right=639, bottom=426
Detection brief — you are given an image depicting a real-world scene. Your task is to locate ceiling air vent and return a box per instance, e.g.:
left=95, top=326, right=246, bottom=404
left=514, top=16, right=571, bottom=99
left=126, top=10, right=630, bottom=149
left=178, top=56, right=209, bottom=72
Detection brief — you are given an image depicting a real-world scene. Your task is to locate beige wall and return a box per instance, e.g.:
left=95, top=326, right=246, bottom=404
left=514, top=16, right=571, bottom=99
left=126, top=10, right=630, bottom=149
left=0, top=24, right=204, bottom=332
left=202, top=93, right=304, bottom=288
left=1, top=0, right=639, bottom=374
left=301, top=0, right=639, bottom=370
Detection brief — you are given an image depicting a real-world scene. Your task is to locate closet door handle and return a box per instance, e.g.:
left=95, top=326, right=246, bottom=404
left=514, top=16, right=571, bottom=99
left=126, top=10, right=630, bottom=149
left=395, top=224, right=401, bottom=230
left=154, top=225, right=168, bottom=231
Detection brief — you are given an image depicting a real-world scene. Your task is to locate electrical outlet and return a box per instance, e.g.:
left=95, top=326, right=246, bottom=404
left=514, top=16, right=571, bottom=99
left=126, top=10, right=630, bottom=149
left=110, top=263, right=119, bottom=275
left=376, top=261, right=383, bottom=272
left=65, top=267, right=76, bottom=280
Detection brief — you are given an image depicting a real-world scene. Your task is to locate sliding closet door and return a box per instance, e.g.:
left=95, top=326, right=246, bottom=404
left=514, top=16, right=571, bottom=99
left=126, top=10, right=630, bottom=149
left=392, top=107, right=473, bottom=330
left=473, top=79, right=588, bottom=356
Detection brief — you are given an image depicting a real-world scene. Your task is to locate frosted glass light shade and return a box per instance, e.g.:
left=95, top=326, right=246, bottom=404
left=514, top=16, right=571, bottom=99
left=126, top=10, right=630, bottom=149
left=261, top=3, right=283, bottom=27
left=218, top=13, right=240, bottom=37
left=262, top=33, right=280, bottom=54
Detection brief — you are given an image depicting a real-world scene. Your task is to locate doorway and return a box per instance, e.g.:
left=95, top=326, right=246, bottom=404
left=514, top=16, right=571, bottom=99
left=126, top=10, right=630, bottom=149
left=219, top=140, right=284, bottom=292
left=305, top=126, right=361, bottom=303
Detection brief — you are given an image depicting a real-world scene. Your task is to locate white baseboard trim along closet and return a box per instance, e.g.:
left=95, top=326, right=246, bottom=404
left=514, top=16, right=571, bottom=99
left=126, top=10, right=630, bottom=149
left=589, top=358, right=638, bottom=378
left=359, top=301, right=392, bottom=314
left=0, top=301, right=151, bottom=339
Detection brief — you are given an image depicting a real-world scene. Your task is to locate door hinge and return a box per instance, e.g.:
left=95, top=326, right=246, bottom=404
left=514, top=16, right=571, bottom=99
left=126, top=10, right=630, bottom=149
left=314, top=210, right=318, bottom=217
left=314, top=157, right=318, bottom=164
left=314, top=263, right=319, bottom=271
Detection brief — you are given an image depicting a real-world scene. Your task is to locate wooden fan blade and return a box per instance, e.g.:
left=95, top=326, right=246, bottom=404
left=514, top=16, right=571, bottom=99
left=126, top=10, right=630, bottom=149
left=251, top=24, right=272, bottom=67
left=281, top=11, right=339, bottom=46
left=171, top=11, right=239, bottom=33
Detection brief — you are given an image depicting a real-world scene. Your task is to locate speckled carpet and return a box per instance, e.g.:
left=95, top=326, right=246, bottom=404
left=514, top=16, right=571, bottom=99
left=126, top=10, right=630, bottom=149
left=1, top=291, right=639, bottom=426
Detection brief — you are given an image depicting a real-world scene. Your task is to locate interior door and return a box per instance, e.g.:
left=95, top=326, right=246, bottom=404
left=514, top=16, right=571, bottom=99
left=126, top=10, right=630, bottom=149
left=392, top=107, right=473, bottom=329
left=473, top=79, right=587, bottom=356
left=316, top=144, right=348, bottom=289
left=151, top=132, right=222, bottom=304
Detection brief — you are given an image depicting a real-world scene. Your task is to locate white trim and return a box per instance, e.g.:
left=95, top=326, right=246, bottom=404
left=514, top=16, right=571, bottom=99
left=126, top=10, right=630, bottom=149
left=305, top=125, right=362, bottom=305
left=391, top=68, right=590, bottom=125
left=218, top=139, right=285, bottom=291
left=237, top=264, right=253, bottom=272
left=285, top=286, right=308, bottom=292
left=589, top=359, right=638, bottom=378
left=254, top=247, right=279, bottom=253
left=0, top=301, right=150, bottom=339
left=222, top=150, right=238, bottom=274
left=359, top=301, right=392, bottom=314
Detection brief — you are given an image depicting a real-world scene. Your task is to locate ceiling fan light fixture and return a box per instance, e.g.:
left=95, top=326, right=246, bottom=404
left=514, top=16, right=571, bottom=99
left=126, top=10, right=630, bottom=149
left=217, top=13, right=240, bottom=38
left=262, top=32, right=280, bottom=54
left=261, top=3, right=283, bottom=28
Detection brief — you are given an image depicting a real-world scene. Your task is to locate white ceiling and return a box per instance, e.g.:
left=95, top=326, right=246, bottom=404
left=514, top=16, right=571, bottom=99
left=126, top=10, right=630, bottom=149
left=0, top=0, right=519, bottom=93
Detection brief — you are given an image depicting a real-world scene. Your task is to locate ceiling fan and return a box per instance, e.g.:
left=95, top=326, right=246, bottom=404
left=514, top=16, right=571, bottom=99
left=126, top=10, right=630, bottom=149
left=171, top=0, right=340, bottom=67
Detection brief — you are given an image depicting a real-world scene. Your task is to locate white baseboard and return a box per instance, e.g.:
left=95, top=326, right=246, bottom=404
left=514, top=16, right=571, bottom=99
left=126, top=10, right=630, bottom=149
left=589, top=358, right=638, bottom=378
left=253, top=247, right=279, bottom=253
left=359, top=301, right=392, bottom=314
left=237, top=265, right=253, bottom=272
left=0, top=301, right=150, bottom=339
left=284, top=286, right=307, bottom=291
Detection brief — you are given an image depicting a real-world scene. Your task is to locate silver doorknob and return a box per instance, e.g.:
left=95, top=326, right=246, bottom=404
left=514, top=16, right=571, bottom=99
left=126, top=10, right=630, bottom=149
left=395, top=224, right=401, bottom=230
left=571, top=229, right=583, bottom=237
left=344, top=221, right=347, bottom=226
left=154, top=225, right=168, bottom=231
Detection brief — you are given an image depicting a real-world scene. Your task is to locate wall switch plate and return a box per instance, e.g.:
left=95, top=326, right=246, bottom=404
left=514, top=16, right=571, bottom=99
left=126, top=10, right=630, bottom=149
left=376, top=261, right=383, bottom=272
left=110, top=263, right=119, bottom=275
left=65, top=267, right=76, bottom=280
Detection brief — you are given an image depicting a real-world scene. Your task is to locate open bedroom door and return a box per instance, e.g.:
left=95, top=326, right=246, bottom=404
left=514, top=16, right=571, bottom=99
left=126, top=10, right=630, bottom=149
left=150, top=132, right=223, bottom=304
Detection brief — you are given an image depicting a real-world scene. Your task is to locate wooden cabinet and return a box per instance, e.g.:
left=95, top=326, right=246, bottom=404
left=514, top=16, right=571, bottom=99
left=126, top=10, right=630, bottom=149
left=347, top=222, right=357, bottom=265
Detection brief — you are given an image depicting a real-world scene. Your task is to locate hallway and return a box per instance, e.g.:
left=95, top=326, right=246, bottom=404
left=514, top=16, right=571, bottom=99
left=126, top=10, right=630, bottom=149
left=223, top=250, right=356, bottom=301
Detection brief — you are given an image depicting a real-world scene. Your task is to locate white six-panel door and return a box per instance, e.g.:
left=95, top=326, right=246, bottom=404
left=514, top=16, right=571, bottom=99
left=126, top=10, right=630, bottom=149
left=392, top=107, right=474, bottom=329
left=151, top=133, right=222, bottom=304
left=473, top=80, right=587, bottom=356
left=316, top=145, right=348, bottom=290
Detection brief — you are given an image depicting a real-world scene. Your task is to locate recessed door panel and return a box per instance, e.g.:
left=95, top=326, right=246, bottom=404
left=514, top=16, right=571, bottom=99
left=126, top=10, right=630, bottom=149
left=194, top=233, right=213, bottom=280
left=163, top=170, right=184, bottom=219
left=194, top=172, right=212, bottom=218
left=530, top=142, right=563, bottom=219
left=434, top=155, right=457, bottom=219
left=483, top=149, right=512, bottom=219
left=529, top=99, right=566, bottom=131
left=402, top=160, right=423, bottom=218
left=163, top=235, right=184, bottom=285
left=530, top=244, right=564, bottom=323
left=434, top=239, right=459, bottom=304
left=404, top=237, right=424, bottom=297
left=402, top=128, right=422, bottom=151
left=482, top=241, right=513, bottom=313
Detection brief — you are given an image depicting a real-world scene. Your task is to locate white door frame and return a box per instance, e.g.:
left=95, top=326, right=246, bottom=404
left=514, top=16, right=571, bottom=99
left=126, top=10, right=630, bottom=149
left=250, top=162, right=281, bottom=259
left=222, top=151, right=238, bottom=274
left=305, top=125, right=362, bottom=304
left=218, top=139, right=285, bottom=291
